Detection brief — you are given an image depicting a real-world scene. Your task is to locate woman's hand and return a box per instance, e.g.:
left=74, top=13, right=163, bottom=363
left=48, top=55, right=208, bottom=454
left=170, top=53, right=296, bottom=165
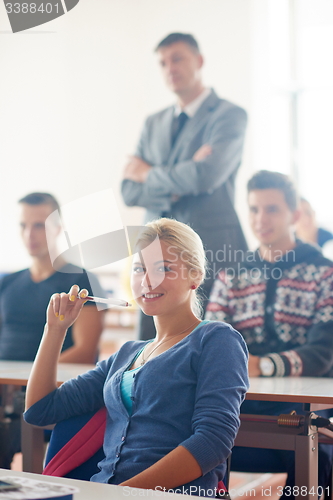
left=46, top=284, right=88, bottom=333
left=26, top=284, right=89, bottom=410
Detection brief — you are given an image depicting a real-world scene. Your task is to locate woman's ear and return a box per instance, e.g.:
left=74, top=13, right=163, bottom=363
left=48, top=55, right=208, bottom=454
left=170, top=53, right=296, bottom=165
left=188, top=269, right=203, bottom=289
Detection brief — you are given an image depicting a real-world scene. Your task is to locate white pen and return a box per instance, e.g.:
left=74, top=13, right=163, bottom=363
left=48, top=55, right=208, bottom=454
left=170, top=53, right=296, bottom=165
left=82, top=296, right=132, bottom=307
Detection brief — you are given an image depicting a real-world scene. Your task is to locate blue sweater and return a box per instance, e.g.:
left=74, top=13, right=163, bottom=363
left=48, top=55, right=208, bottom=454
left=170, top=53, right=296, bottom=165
left=24, top=321, right=248, bottom=496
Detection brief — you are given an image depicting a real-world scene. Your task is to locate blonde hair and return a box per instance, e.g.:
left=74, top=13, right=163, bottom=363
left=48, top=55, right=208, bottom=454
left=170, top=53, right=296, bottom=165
left=133, top=218, right=207, bottom=317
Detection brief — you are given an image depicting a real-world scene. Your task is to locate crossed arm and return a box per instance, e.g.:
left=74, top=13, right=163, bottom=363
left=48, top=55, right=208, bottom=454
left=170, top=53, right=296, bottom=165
left=121, top=106, right=247, bottom=211
left=122, top=144, right=213, bottom=210
left=123, top=144, right=213, bottom=184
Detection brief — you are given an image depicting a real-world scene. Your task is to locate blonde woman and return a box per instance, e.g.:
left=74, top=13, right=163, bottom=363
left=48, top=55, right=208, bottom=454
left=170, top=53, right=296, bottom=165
left=25, top=219, right=248, bottom=496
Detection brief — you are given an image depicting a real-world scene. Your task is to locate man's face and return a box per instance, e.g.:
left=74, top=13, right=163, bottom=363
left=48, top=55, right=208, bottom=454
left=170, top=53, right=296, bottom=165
left=19, top=203, right=58, bottom=258
left=248, top=189, right=299, bottom=247
left=157, top=42, right=203, bottom=95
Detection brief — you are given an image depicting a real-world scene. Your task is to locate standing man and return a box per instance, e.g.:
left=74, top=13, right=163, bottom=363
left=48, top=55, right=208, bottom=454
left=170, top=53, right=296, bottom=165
left=0, top=192, right=105, bottom=468
left=206, top=170, right=333, bottom=494
left=122, top=33, right=248, bottom=339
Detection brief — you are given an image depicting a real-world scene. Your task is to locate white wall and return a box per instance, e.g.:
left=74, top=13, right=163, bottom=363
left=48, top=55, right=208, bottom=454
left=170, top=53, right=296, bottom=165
left=0, top=0, right=272, bottom=271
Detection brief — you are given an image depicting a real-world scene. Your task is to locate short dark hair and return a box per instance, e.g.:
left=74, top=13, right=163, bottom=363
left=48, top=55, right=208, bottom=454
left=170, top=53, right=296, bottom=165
left=18, top=192, right=60, bottom=214
left=155, top=33, right=200, bottom=53
left=247, top=170, right=298, bottom=211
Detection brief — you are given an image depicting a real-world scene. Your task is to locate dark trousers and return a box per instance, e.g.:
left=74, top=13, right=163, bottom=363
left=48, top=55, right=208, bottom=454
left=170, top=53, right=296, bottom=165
left=0, top=417, right=21, bottom=469
left=0, top=388, right=25, bottom=469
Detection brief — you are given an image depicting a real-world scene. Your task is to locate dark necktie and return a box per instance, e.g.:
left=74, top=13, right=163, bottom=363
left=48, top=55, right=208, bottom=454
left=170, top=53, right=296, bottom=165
left=171, top=112, right=188, bottom=147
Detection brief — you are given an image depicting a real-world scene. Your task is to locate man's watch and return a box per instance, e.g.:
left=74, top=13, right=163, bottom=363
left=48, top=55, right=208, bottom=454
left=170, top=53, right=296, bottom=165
left=259, top=356, right=275, bottom=377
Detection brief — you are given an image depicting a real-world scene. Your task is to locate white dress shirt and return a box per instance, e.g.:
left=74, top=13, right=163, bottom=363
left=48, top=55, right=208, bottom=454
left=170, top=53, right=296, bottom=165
left=174, top=88, right=212, bottom=118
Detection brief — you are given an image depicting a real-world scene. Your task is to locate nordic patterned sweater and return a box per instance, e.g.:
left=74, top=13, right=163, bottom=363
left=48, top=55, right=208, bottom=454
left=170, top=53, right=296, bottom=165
left=206, top=242, right=333, bottom=377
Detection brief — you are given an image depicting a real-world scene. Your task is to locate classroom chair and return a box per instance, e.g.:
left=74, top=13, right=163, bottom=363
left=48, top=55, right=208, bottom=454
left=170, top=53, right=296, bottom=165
left=43, top=408, right=231, bottom=497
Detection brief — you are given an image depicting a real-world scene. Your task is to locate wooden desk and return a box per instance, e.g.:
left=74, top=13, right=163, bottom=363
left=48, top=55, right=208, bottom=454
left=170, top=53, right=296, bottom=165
left=0, top=469, right=185, bottom=500
left=0, top=361, right=95, bottom=387
left=248, top=376, right=333, bottom=406
left=0, top=361, right=94, bottom=474
left=234, top=377, right=333, bottom=499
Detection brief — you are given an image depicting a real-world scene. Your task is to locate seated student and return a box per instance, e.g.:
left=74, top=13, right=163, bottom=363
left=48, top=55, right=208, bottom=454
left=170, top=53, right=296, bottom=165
left=0, top=192, right=105, bottom=363
left=296, top=197, right=333, bottom=249
left=0, top=192, right=105, bottom=468
left=206, top=170, right=333, bottom=497
left=24, top=218, right=248, bottom=496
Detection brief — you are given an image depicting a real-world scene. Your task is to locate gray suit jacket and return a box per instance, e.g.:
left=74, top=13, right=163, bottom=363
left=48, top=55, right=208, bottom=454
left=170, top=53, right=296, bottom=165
left=122, top=89, right=248, bottom=288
